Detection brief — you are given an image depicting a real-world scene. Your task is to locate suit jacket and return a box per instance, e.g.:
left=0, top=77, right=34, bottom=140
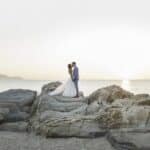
left=73, top=66, right=79, bottom=81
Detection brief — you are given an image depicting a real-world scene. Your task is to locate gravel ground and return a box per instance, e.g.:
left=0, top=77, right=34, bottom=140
left=0, top=131, right=114, bottom=150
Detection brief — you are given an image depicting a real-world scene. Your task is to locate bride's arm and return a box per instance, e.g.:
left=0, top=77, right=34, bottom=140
left=69, top=70, right=73, bottom=80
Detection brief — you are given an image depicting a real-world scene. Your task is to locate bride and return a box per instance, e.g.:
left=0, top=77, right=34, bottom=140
left=49, top=64, right=77, bottom=97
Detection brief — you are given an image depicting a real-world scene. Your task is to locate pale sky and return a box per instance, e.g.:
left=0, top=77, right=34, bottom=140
left=1, top=0, right=150, bottom=80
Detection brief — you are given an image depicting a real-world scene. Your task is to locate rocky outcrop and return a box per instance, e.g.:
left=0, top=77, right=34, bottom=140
left=29, top=83, right=150, bottom=138
left=87, top=85, right=134, bottom=104
left=30, top=94, right=104, bottom=137
left=1, top=82, right=150, bottom=149
left=0, top=89, right=36, bottom=132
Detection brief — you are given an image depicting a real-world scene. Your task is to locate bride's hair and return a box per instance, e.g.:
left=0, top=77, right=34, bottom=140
left=68, top=64, right=72, bottom=69
left=68, top=64, right=72, bottom=74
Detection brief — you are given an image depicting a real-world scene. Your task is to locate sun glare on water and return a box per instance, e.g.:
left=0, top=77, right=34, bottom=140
left=122, top=79, right=131, bottom=91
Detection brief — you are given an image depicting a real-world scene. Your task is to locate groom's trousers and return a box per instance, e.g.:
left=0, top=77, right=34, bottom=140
left=74, top=80, right=79, bottom=96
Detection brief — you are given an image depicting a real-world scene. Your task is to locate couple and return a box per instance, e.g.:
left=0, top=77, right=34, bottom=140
left=49, top=62, right=79, bottom=98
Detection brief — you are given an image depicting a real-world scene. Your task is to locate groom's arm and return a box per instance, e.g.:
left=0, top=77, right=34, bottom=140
left=72, top=69, right=76, bottom=81
left=73, top=68, right=79, bottom=81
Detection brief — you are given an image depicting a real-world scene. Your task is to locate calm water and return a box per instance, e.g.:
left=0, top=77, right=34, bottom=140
left=0, top=80, right=150, bottom=96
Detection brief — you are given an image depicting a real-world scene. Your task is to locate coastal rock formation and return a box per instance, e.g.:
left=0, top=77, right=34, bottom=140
left=30, top=83, right=150, bottom=138
left=1, top=82, right=150, bottom=149
left=0, top=89, right=37, bottom=132
left=30, top=94, right=103, bottom=137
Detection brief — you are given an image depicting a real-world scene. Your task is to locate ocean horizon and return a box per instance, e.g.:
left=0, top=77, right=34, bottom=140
left=1, top=79, right=150, bottom=96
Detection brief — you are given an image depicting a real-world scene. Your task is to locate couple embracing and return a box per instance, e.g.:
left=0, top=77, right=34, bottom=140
left=49, top=62, right=79, bottom=98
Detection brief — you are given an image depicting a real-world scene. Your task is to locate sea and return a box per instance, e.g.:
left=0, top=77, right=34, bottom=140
left=1, top=79, right=150, bottom=96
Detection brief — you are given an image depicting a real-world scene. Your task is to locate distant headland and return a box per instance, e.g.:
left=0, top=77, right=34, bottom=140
left=0, top=74, right=24, bottom=80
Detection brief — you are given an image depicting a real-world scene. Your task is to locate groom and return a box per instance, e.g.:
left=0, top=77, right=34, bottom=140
left=72, top=62, right=79, bottom=98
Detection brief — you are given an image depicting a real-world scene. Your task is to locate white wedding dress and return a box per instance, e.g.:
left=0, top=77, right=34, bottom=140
left=49, top=78, right=77, bottom=97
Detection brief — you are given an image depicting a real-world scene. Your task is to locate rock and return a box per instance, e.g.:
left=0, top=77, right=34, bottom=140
left=22, top=106, right=31, bottom=113
left=41, top=81, right=62, bottom=95
left=85, top=101, right=101, bottom=115
left=30, top=83, right=150, bottom=137
left=96, top=107, right=123, bottom=129
left=5, top=111, right=30, bottom=122
left=111, top=98, right=134, bottom=107
left=0, top=122, right=28, bottom=132
left=134, top=93, right=150, bottom=100
left=96, top=104, right=150, bottom=129
left=0, top=89, right=36, bottom=123
left=87, top=85, right=134, bottom=104
left=0, top=82, right=148, bottom=140
left=79, top=91, right=84, bottom=97
left=41, top=115, right=104, bottom=138
left=107, top=129, right=150, bottom=150
left=37, top=95, right=86, bottom=113
left=1, top=83, right=150, bottom=149
left=122, top=106, right=150, bottom=128
left=0, top=89, right=36, bottom=106
left=136, top=99, right=150, bottom=106
left=30, top=94, right=105, bottom=137
left=0, top=108, right=9, bottom=122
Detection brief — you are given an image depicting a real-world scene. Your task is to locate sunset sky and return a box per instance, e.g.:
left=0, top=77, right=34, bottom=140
left=1, top=0, right=150, bottom=80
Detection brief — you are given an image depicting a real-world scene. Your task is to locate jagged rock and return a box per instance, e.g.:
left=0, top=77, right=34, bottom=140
left=41, top=81, right=62, bottom=95
left=87, top=85, right=134, bottom=104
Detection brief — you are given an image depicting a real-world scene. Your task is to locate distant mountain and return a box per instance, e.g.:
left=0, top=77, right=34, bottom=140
left=0, top=74, right=24, bottom=80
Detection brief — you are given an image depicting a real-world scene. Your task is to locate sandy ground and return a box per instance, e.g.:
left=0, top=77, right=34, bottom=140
left=0, top=131, right=115, bottom=150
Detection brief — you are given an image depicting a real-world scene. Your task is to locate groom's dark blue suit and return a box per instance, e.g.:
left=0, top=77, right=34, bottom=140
left=73, top=66, right=79, bottom=97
